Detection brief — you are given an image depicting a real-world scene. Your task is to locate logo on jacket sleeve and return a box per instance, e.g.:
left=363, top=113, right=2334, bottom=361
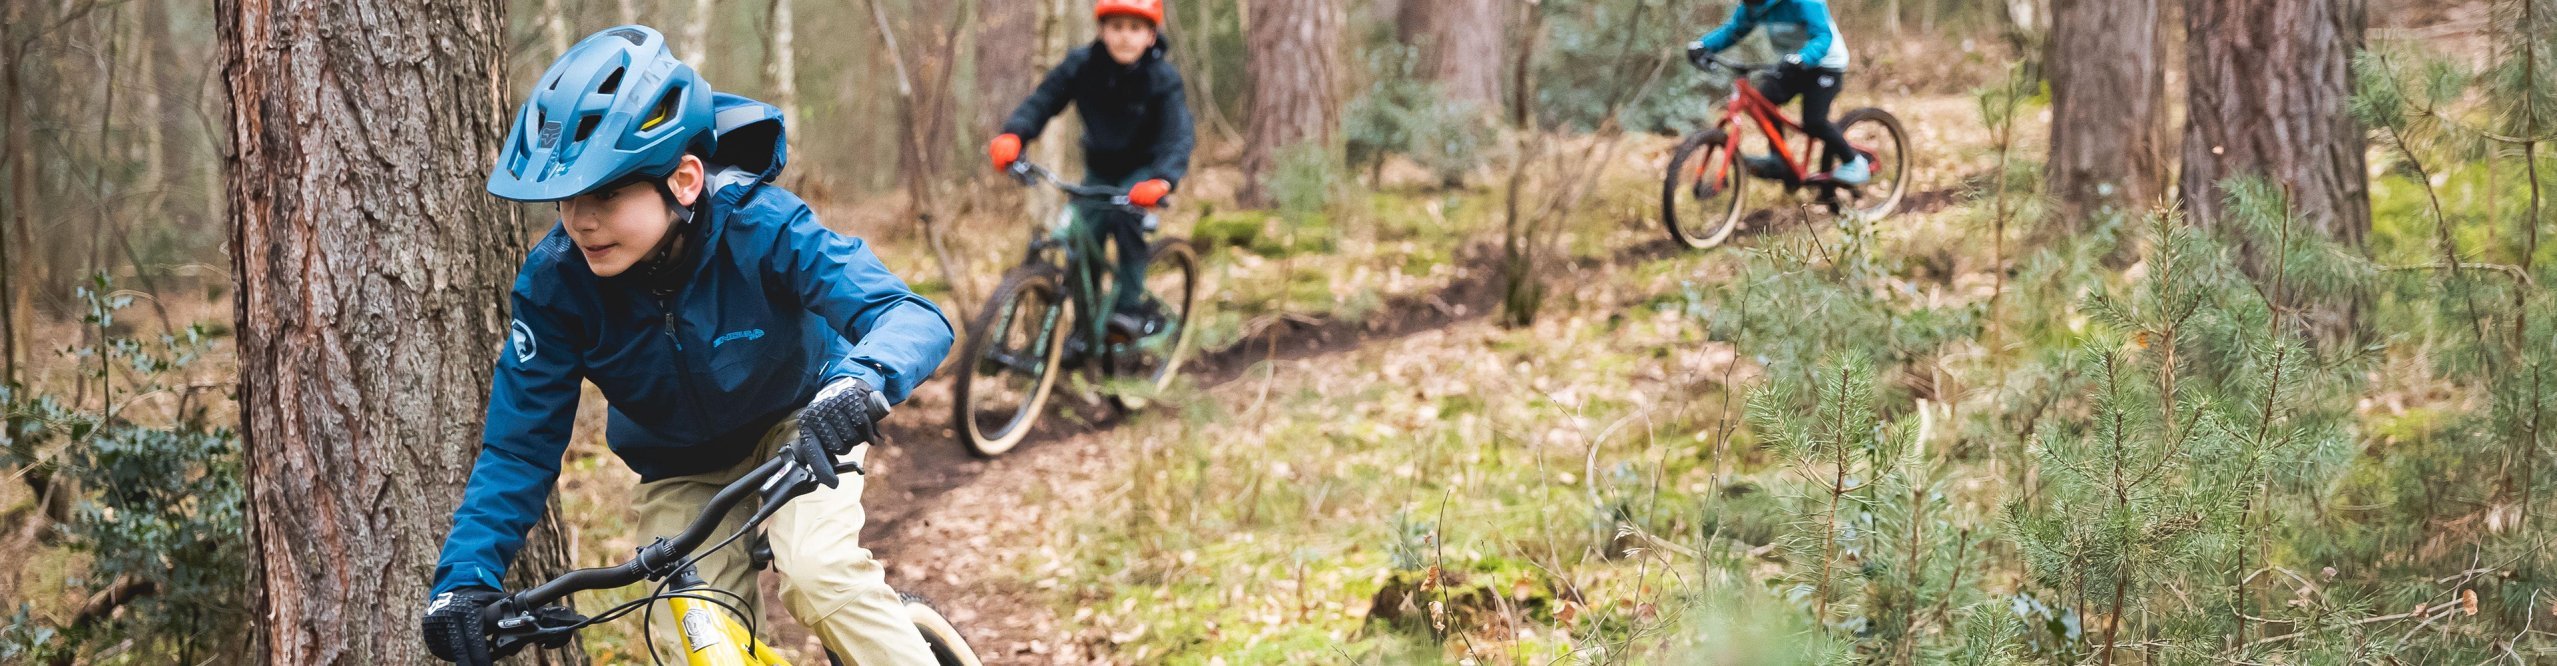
left=511, top=319, right=537, bottom=363
left=713, top=328, right=767, bottom=348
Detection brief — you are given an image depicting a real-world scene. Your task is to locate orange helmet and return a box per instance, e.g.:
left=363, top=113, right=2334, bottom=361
left=1094, top=0, right=1163, bottom=25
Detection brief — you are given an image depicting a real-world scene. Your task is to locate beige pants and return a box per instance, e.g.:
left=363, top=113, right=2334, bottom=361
left=633, top=412, right=937, bottom=665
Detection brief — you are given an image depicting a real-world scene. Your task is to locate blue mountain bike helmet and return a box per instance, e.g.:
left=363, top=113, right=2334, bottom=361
left=488, top=25, right=715, bottom=203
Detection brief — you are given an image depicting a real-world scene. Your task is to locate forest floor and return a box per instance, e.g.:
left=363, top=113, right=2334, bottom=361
left=2, top=6, right=2514, bottom=661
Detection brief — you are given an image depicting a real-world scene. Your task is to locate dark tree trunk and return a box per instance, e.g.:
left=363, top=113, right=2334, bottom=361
left=2, top=1, right=26, bottom=385
left=218, top=0, right=582, bottom=663
left=2046, top=0, right=2166, bottom=230
left=1240, top=0, right=1341, bottom=207
left=1395, top=0, right=1505, bottom=111
left=975, top=0, right=1040, bottom=142
left=2180, top=0, right=2371, bottom=338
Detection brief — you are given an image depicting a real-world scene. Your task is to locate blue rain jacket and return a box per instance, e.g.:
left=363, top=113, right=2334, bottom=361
left=431, top=94, right=954, bottom=596
left=1695, top=0, right=1853, bottom=71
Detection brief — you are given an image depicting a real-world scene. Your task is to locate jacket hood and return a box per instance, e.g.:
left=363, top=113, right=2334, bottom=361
left=708, top=92, right=788, bottom=186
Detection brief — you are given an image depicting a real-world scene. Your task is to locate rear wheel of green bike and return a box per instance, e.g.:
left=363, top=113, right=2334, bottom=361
left=1102, top=239, right=1199, bottom=412
left=1662, top=128, right=1748, bottom=249
left=952, top=266, right=1071, bottom=458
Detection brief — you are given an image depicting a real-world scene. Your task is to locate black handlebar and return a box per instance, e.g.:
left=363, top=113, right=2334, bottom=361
left=504, top=456, right=791, bottom=611
left=1696, top=53, right=1771, bottom=74
left=1006, top=160, right=1160, bottom=208
left=482, top=401, right=890, bottom=653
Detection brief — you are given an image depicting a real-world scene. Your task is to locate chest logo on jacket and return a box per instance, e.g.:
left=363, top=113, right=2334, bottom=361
left=713, top=328, right=767, bottom=348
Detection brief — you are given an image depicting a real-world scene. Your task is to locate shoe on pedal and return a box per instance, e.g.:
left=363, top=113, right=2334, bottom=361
left=1741, top=154, right=1787, bottom=179
left=1828, top=155, right=1872, bottom=186
left=1104, top=301, right=1167, bottom=342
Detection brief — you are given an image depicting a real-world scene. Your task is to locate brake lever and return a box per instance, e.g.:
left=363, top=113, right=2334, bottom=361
left=487, top=603, right=588, bottom=657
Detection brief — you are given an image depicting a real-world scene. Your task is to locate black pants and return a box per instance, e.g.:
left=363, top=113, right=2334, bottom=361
left=1755, top=67, right=1849, bottom=168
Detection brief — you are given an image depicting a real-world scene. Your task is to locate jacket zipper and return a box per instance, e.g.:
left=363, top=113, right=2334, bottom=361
left=659, top=294, right=704, bottom=410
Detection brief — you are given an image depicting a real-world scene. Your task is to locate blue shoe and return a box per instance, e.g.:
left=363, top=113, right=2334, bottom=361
left=1828, top=155, right=1872, bottom=186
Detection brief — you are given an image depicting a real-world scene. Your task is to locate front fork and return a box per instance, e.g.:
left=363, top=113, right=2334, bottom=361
left=667, top=567, right=794, bottom=666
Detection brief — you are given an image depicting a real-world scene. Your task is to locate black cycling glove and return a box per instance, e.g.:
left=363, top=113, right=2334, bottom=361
left=799, top=378, right=889, bottom=457
left=421, top=587, right=505, bottom=665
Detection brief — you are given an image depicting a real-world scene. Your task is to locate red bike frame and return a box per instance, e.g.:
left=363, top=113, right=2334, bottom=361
left=1692, top=71, right=1861, bottom=188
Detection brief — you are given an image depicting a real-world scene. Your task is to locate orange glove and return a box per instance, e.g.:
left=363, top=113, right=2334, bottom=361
left=1128, top=179, right=1171, bottom=207
left=988, top=134, right=1023, bottom=171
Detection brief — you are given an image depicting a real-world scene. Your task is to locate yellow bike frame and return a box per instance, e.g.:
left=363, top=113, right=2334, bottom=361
left=670, top=592, right=792, bottom=666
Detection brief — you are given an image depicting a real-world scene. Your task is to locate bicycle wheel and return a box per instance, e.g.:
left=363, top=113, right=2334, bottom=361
left=1662, top=128, right=1748, bottom=250
left=1103, top=239, right=1199, bottom=412
left=817, top=594, right=981, bottom=666
left=951, top=266, right=1071, bottom=457
left=1835, top=108, right=1910, bottom=219
left=903, top=593, right=983, bottom=666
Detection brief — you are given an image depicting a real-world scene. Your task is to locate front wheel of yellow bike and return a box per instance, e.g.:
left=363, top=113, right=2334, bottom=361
left=821, top=593, right=982, bottom=666
left=904, top=593, right=982, bottom=666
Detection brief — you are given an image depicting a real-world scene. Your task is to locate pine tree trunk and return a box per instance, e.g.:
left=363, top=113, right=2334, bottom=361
left=974, top=0, right=1039, bottom=140
left=685, top=0, right=714, bottom=72
left=1240, top=0, right=1341, bottom=207
left=1032, top=0, right=1078, bottom=175
left=1395, top=0, right=1504, bottom=111
left=218, top=0, right=582, bottom=663
left=2, top=2, right=25, bottom=384
left=2180, top=0, right=2371, bottom=338
left=544, top=0, right=571, bottom=58
left=767, top=0, right=800, bottom=124
left=2046, top=0, right=2165, bottom=230
left=619, top=0, right=642, bottom=25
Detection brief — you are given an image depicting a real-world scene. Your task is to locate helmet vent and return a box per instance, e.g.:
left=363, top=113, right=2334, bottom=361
left=640, top=86, right=682, bottom=131
left=603, top=27, right=648, bottom=45
left=596, top=68, right=624, bottom=95
left=574, top=115, right=601, bottom=143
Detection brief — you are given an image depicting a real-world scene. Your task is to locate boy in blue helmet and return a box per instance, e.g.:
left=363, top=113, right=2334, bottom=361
left=1689, top=0, right=1870, bottom=185
left=418, top=25, right=952, bottom=665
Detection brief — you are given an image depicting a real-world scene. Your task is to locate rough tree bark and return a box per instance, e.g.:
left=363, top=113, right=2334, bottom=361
left=2045, top=0, right=2166, bottom=230
left=1240, top=0, right=1342, bottom=207
left=2180, top=0, right=2371, bottom=337
left=218, top=0, right=582, bottom=663
left=1395, top=0, right=1504, bottom=111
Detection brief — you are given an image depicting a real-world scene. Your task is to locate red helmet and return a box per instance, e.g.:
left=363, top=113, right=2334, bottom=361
left=1094, top=0, right=1162, bottom=25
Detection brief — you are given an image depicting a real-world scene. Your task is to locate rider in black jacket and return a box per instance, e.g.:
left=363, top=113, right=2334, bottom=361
left=989, top=0, right=1194, bottom=335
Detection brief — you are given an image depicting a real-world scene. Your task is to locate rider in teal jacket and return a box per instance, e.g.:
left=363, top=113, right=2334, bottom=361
left=1689, top=0, right=1870, bottom=184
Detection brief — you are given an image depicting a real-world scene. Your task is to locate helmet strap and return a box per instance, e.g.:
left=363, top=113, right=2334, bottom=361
left=631, top=179, right=698, bottom=293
